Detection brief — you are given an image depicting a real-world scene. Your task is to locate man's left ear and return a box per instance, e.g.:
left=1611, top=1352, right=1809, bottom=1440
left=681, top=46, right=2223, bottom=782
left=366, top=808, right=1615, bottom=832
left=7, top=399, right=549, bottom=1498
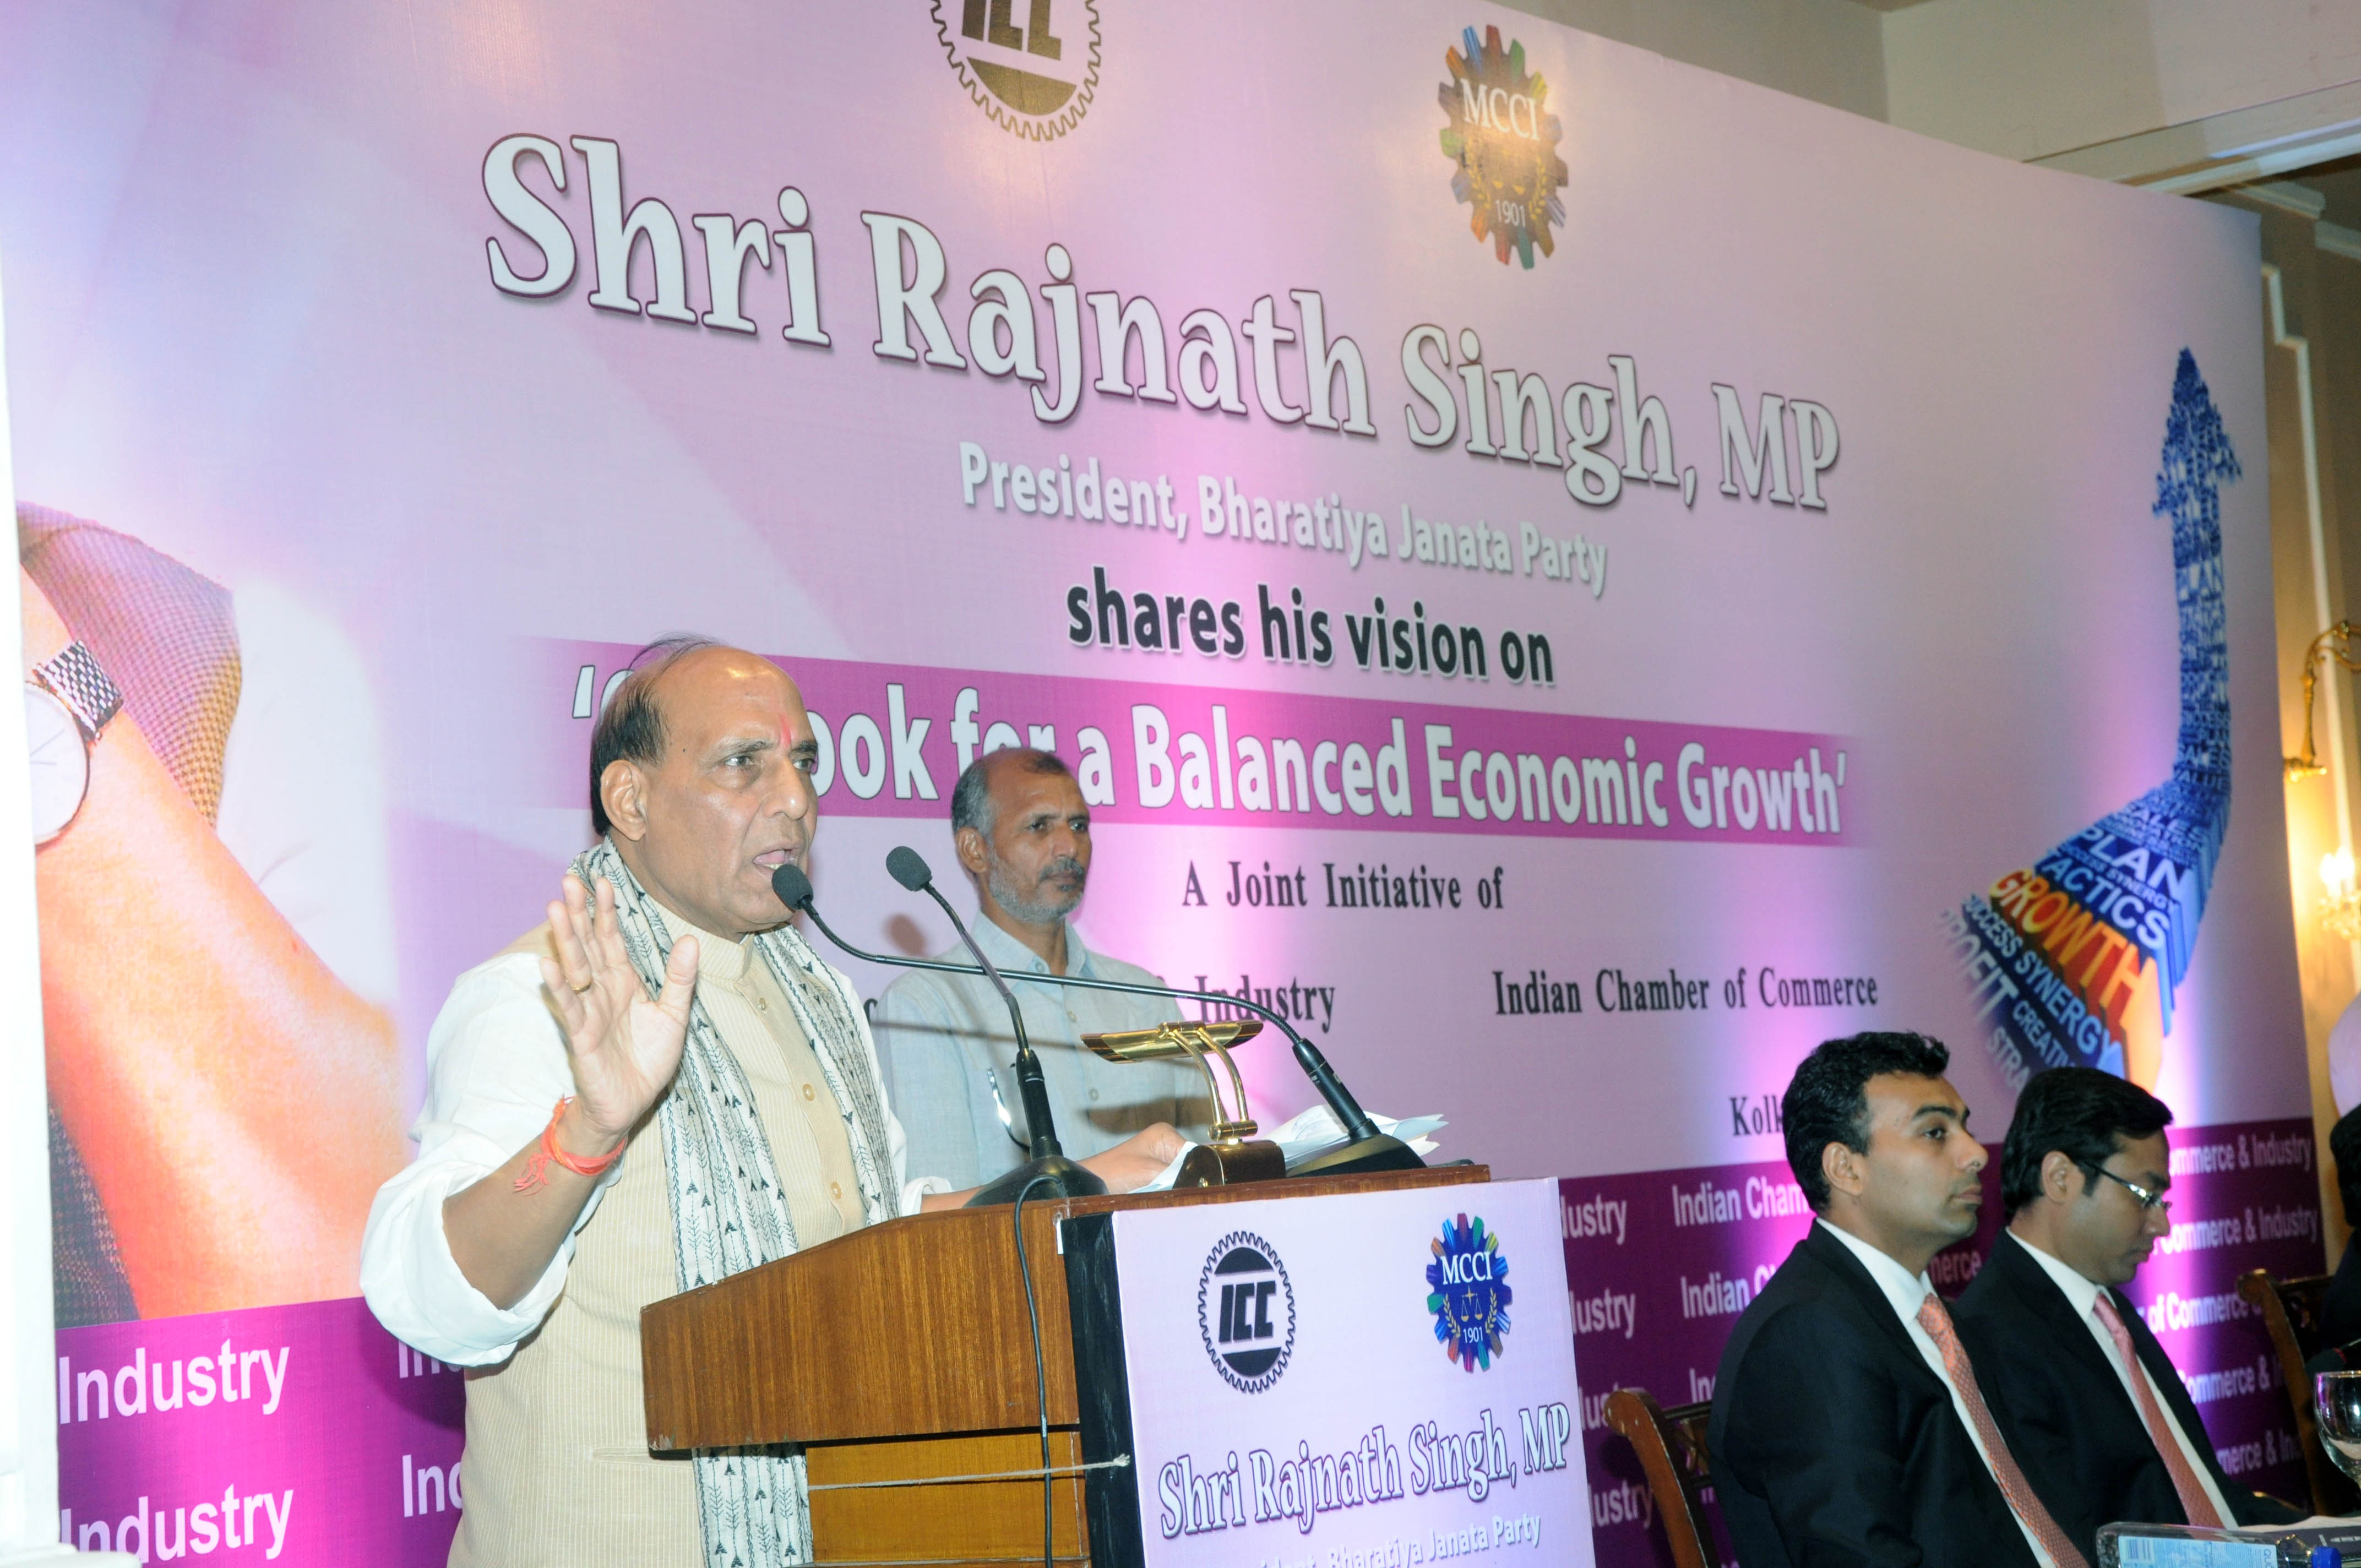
left=2040, top=1148, right=2081, bottom=1205
left=954, top=823, right=988, bottom=878
left=1821, top=1138, right=1867, bottom=1202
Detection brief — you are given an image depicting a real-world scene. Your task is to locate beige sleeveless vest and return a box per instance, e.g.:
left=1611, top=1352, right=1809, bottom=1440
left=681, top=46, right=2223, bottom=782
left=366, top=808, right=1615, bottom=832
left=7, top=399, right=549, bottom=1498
left=450, top=915, right=866, bottom=1568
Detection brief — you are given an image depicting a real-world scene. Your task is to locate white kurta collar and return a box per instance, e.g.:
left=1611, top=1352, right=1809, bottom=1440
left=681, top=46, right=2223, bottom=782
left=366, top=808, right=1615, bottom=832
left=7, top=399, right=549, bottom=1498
left=1816, top=1217, right=1940, bottom=1320
left=2008, top=1229, right=2109, bottom=1315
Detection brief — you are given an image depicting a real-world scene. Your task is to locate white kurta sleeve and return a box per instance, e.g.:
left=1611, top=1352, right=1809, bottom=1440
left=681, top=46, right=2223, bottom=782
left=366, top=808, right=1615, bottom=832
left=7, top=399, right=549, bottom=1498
left=359, top=953, right=625, bottom=1366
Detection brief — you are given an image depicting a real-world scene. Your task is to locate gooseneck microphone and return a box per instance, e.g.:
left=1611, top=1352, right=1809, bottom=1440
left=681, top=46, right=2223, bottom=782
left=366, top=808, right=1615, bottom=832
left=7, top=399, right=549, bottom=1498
left=776, top=852, right=1423, bottom=1179
left=772, top=861, right=1105, bottom=1205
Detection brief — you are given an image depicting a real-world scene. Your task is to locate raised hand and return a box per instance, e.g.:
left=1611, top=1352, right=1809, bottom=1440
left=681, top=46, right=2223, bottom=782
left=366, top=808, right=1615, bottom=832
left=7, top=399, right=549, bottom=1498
left=538, top=873, right=699, bottom=1150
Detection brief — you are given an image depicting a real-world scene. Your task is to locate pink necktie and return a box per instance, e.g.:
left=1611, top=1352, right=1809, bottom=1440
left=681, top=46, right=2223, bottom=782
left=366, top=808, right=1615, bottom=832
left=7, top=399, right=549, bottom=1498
left=2091, top=1292, right=2224, bottom=1528
left=1918, top=1292, right=2091, bottom=1568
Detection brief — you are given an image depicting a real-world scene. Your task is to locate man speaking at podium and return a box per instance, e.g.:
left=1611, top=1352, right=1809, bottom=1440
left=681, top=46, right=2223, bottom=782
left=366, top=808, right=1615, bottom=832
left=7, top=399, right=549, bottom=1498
left=875, top=746, right=1210, bottom=1188
left=360, top=640, right=1179, bottom=1568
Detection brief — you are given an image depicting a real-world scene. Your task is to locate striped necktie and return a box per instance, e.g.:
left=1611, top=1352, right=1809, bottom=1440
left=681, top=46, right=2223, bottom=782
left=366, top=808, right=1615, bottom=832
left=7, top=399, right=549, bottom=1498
left=2092, top=1291, right=2224, bottom=1527
left=1918, top=1291, right=2090, bottom=1568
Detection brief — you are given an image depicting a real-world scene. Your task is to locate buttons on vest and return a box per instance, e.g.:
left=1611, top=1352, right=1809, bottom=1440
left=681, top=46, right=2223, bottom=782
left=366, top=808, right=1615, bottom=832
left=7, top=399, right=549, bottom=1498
left=802, top=1083, right=817, bottom=1102
left=829, top=1182, right=842, bottom=1201
left=730, top=971, right=769, bottom=1012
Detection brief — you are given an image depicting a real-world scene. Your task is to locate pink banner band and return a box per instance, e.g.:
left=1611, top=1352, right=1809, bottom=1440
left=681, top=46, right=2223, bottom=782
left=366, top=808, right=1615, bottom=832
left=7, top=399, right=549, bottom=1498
left=540, top=640, right=1862, bottom=846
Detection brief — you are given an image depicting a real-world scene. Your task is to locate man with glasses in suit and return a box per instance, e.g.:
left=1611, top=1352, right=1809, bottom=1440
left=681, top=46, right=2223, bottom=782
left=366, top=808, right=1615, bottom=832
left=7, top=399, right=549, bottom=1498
left=1954, top=1067, right=2302, bottom=1561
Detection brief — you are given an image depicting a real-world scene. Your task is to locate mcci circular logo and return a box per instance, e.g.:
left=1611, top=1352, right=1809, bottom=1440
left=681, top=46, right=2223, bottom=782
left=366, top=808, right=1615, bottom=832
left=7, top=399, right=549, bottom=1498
left=931, top=0, right=1103, bottom=141
left=1428, top=1212, right=1513, bottom=1371
left=1436, top=24, right=1569, bottom=268
left=1196, top=1231, right=1296, bottom=1394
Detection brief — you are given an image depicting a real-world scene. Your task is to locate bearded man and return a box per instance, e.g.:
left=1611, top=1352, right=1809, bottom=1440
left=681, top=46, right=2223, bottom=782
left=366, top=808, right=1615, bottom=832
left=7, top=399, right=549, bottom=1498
left=874, top=747, right=1210, bottom=1189
left=361, top=641, right=1179, bottom=1568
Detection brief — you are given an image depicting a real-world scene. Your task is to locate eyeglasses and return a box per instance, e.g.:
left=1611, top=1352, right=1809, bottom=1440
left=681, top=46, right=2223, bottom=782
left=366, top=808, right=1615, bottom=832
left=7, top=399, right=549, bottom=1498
left=2084, top=1163, right=2172, bottom=1215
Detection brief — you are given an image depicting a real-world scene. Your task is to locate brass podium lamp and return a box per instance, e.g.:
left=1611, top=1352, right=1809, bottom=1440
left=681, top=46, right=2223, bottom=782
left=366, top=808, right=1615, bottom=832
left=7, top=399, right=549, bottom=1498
left=1081, top=1020, right=1287, bottom=1186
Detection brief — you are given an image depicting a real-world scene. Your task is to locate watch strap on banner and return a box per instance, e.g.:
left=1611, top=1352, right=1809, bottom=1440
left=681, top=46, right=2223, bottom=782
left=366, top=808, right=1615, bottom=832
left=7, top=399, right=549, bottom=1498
left=31, top=641, right=124, bottom=744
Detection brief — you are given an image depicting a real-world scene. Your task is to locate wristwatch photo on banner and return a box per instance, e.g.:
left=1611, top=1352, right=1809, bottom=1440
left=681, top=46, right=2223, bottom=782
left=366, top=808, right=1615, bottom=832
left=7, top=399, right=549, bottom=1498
left=26, top=640, right=123, bottom=844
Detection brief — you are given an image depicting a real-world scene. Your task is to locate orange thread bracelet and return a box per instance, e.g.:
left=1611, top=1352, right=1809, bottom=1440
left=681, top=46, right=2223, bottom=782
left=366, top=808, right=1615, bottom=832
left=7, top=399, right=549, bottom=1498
left=512, top=1097, right=625, bottom=1193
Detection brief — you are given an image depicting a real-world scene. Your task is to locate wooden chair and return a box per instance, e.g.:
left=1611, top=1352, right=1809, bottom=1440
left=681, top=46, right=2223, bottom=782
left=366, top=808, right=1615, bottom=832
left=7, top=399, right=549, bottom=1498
left=2235, top=1267, right=2359, bottom=1516
left=1604, top=1387, right=1721, bottom=1568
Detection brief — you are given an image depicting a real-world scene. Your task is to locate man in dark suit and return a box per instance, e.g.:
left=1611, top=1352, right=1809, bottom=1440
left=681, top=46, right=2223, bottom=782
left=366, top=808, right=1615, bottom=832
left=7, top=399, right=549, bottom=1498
left=1712, top=1032, right=2086, bottom=1567
left=2321, top=1103, right=2361, bottom=1348
left=1955, top=1068, right=2302, bottom=1559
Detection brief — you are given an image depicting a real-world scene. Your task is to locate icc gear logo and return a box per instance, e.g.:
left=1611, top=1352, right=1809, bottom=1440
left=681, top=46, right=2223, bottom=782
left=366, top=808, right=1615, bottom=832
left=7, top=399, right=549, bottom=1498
left=1436, top=25, right=1569, bottom=268
left=1195, top=1231, right=1296, bottom=1394
left=931, top=1, right=1103, bottom=141
left=1428, top=1212, right=1513, bottom=1370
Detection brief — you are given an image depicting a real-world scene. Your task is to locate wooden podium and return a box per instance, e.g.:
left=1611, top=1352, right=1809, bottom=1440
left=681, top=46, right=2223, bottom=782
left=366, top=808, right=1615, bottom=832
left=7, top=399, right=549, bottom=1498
left=641, top=1165, right=1484, bottom=1566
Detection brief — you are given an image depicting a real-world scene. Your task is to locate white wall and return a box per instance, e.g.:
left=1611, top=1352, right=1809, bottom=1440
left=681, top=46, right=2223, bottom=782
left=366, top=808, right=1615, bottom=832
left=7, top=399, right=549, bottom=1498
left=1502, top=0, right=2361, bottom=178
left=1498, top=0, right=1889, bottom=121
left=1883, top=0, right=2361, bottom=161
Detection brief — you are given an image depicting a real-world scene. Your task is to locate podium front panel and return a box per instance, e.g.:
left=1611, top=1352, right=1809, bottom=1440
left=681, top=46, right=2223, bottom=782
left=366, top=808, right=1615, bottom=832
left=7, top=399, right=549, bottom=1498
left=1063, top=1178, right=1591, bottom=1568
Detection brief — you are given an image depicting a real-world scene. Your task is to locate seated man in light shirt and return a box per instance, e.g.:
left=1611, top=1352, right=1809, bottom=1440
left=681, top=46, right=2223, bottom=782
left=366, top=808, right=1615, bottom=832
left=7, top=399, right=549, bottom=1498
left=1711, top=1031, right=2082, bottom=1568
left=360, top=639, right=1180, bottom=1568
left=1955, top=1068, right=2302, bottom=1562
left=873, top=748, right=1210, bottom=1189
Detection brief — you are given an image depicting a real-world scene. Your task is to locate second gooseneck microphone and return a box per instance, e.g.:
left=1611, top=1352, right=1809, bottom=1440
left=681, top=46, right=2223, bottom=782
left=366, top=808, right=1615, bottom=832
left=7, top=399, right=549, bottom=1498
left=772, top=859, right=1105, bottom=1205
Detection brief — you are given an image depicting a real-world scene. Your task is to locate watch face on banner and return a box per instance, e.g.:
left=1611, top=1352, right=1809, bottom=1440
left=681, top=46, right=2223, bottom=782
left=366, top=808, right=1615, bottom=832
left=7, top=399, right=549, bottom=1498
left=25, top=684, right=90, bottom=844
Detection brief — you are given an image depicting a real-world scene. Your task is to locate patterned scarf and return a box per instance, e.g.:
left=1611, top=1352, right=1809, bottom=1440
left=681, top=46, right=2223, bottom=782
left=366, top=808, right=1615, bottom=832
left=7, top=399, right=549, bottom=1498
left=570, top=837, right=895, bottom=1568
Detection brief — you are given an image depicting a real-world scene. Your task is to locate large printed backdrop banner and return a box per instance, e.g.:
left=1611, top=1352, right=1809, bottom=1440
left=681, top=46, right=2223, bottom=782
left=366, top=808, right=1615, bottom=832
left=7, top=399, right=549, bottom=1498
left=0, top=2, right=2314, bottom=1564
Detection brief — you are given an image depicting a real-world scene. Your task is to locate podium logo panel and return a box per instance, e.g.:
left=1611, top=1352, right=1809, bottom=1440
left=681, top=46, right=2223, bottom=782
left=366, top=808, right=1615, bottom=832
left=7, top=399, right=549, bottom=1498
left=1195, top=1231, right=1296, bottom=1393
left=1428, top=1212, right=1514, bottom=1371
